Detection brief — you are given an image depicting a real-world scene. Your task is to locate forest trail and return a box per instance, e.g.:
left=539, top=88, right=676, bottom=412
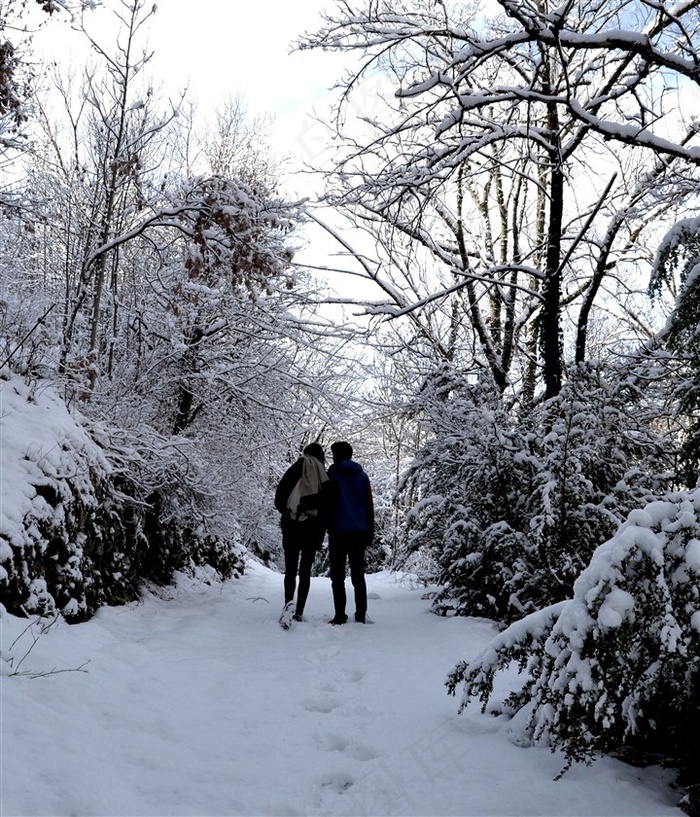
left=1, top=564, right=682, bottom=816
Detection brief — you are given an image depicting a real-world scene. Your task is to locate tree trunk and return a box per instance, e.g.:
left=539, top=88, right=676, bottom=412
left=541, top=100, right=564, bottom=399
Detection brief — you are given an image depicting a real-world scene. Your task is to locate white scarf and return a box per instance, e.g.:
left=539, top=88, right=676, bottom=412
left=287, top=455, right=329, bottom=521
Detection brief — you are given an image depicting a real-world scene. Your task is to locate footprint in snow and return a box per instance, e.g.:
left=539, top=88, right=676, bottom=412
left=302, top=696, right=338, bottom=714
left=344, top=668, right=364, bottom=683
left=307, top=772, right=356, bottom=812
left=319, top=772, right=355, bottom=794
left=305, top=644, right=342, bottom=664
left=318, top=732, right=378, bottom=762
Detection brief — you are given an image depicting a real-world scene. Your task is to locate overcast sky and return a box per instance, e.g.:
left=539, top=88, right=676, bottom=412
left=32, top=1, right=349, bottom=176
left=145, top=0, right=349, bottom=176
left=148, top=2, right=336, bottom=112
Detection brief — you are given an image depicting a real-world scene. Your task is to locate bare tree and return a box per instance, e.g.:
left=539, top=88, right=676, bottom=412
left=300, top=0, right=700, bottom=400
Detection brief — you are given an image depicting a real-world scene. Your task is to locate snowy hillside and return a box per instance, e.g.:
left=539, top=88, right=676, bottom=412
left=0, top=375, right=244, bottom=622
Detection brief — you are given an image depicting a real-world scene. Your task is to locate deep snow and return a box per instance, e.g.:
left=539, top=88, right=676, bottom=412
left=0, top=563, right=683, bottom=817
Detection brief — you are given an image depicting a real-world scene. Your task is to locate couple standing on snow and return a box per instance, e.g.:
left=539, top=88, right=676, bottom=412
left=274, top=441, right=374, bottom=627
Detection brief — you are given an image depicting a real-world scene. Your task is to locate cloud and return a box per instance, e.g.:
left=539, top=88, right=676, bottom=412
left=148, top=1, right=341, bottom=115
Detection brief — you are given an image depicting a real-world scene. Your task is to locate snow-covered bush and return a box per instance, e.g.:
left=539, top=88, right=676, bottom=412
left=363, top=459, right=402, bottom=571
left=401, top=363, right=674, bottom=622
left=399, top=368, right=534, bottom=618
left=651, top=217, right=700, bottom=489
left=447, top=489, right=700, bottom=809
left=0, top=375, right=244, bottom=622
left=519, top=364, right=673, bottom=617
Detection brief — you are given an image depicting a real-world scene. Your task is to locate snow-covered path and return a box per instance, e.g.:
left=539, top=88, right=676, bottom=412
left=1, top=564, right=682, bottom=816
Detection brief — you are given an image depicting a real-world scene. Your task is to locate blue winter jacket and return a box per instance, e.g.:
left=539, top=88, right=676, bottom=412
left=327, top=459, right=374, bottom=536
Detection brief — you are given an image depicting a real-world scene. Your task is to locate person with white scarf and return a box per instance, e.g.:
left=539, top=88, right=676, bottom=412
left=274, top=443, right=330, bottom=625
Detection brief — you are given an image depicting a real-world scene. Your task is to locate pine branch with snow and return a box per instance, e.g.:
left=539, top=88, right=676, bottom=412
left=448, top=489, right=700, bottom=793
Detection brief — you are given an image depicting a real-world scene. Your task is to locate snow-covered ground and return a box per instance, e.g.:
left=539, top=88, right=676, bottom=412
left=1, top=563, right=683, bottom=817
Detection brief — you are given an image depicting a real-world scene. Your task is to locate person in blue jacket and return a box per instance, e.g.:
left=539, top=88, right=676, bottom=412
left=327, top=441, right=374, bottom=625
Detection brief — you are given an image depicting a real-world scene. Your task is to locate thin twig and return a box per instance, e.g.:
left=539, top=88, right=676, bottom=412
left=0, top=304, right=56, bottom=370
left=13, top=661, right=91, bottom=679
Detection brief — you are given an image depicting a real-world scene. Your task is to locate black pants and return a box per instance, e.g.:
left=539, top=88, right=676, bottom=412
left=328, top=531, right=367, bottom=619
left=282, top=519, right=325, bottom=615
